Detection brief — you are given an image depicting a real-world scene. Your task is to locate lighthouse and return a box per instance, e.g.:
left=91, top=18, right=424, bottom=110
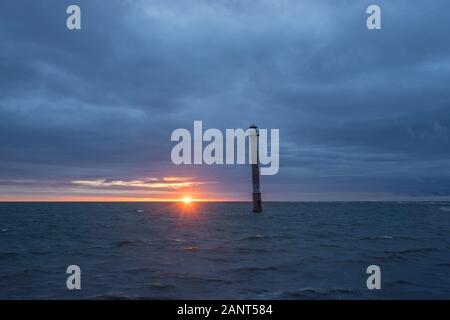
left=249, top=124, right=262, bottom=212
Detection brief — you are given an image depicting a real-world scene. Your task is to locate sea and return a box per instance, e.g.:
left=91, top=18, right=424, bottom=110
left=1, top=202, right=450, bottom=299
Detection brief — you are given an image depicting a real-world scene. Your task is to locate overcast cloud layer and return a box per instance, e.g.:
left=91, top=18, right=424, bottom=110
left=1, top=0, right=450, bottom=200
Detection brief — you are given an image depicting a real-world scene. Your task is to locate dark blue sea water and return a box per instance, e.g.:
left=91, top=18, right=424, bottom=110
left=1, top=202, right=450, bottom=299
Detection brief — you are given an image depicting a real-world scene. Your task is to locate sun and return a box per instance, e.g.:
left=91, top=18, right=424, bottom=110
left=182, top=196, right=193, bottom=204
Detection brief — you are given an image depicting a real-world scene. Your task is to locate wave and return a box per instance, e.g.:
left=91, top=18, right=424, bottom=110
left=114, top=239, right=153, bottom=247
left=115, top=240, right=137, bottom=247
left=372, top=247, right=440, bottom=261
left=440, top=207, right=450, bottom=212
left=282, top=287, right=358, bottom=299
left=226, top=266, right=278, bottom=273
left=360, top=235, right=394, bottom=240
left=316, top=244, right=342, bottom=248
left=0, top=268, right=48, bottom=279
left=359, top=235, right=417, bottom=241
left=436, top=263, right=450, bottom=267
left=164, top=272, right=234, bottom=285
left=237, top=247, right=269, bottom=253
left=384, top=279, right=416, bottom=287
left=239, top=234, right=269, bottom=241
left=397, top=248, right=440, bottom=254
left=0, top=252, right=18, bottom=258
left=123, top=267, right=157, bottom=274
left=203, top=278, right=233, bottom=284
left=147, top=282, right=177, bottom=289
left=237, top=234, right=292, bottom=241
left=91, top=295, right=133, bottom=300
left=182, top=246, right=199, bottom=252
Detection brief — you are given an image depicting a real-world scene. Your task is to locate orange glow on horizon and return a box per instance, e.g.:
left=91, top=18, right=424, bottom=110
left=0, top=176, right=243, bottom=202
left=0, top=195, right=235, bottom=202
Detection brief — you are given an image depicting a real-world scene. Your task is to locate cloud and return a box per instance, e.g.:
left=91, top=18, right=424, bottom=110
left=1, top=0, right=450, bottom=200
left=71, top=177, right=212, bottom=189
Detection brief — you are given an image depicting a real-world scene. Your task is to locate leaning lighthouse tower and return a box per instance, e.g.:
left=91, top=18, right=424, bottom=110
left=249, top=124, right=262, bottom=212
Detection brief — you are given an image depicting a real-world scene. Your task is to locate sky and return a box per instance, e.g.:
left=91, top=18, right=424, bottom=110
left=0, top=0, right=450, bottom=201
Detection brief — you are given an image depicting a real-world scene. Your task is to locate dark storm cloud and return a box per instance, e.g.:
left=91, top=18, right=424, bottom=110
left=1, top=0, right=450, bottom=199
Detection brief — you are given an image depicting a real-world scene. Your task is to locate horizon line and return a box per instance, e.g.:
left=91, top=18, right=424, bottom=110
left=0, top=200, right=449, bottom=203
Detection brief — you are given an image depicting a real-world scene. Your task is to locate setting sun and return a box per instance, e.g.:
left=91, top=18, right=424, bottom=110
left=182, top=196, right=193, bottom=204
